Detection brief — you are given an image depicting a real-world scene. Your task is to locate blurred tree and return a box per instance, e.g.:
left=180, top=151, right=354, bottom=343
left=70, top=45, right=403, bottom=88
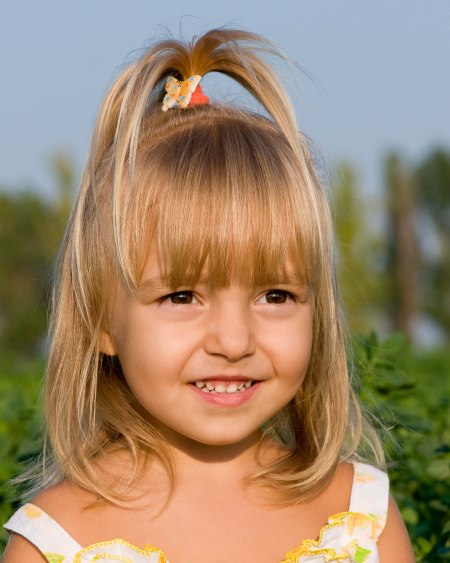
left=0, top=153, right=74, bottom=361
left=415, top=148, right=450, bottom=341
left=332, top=164, right=386, bottom=333
left=384, top=153, right=421, bottom=340
left=0, top=192, right=58, bottom=358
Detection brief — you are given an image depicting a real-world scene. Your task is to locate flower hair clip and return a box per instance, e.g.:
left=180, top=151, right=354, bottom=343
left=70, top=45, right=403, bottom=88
left=161, top=75, right=209, bottom=111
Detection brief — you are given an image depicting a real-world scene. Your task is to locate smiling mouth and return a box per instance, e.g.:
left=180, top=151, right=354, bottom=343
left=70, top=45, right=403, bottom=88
left=191, top=380, right=255, bottom=394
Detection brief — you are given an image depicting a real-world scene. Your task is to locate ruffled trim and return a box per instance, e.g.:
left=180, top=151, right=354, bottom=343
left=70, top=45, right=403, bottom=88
left=281, top=511, right=381, bottom=562
left=74, top=538, right=166, bottom=562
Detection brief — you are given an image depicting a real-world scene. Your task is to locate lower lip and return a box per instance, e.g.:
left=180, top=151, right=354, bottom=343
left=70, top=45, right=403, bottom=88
left=189, top=382, right=260, bottom=406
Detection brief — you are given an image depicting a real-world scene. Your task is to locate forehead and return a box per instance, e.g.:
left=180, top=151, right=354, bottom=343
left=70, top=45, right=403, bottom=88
left=112, top=110, right=321, bottom=293
left=135, top=243, right=308, bottom=298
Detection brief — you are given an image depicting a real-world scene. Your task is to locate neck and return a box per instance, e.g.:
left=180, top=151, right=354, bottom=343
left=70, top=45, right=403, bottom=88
left=161, top=428, right=265, bottom=483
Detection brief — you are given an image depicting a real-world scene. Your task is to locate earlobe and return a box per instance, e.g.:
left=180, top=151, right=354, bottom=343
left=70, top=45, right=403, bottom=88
left=99, top=330, right=118, bottom=356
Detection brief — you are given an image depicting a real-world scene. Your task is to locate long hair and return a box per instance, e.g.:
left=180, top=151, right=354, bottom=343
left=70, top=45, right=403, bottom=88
left=37, top=28, right=383, bottom=504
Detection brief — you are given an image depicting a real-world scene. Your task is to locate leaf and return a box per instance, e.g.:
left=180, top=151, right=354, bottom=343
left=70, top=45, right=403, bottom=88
left=401, top=507, right=419, bottom=525
left=427, top=460, right=450, bottom=481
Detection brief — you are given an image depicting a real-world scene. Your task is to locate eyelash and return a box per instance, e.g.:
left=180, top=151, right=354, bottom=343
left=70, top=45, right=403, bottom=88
left=157, top=291, right=196, bottom=306
left=156, top=289, right=296, bottom=306
left=259, top=290, right=296, bottom=304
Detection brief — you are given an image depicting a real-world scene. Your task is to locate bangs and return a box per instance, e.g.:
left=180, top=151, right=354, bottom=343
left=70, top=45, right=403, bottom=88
left=117, top=109, right=322, bottom=291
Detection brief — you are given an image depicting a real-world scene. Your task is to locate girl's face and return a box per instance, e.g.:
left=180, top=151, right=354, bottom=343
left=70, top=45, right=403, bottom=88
left=101, top=248, right=313, bottom=451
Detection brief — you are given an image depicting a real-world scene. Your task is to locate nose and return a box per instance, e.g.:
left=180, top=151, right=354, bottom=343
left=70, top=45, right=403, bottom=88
left=203, top=296, right=256, bottom=362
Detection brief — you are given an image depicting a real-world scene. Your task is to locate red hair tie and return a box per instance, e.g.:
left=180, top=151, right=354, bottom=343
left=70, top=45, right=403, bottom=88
left=188, top=83, right=209, bottom=106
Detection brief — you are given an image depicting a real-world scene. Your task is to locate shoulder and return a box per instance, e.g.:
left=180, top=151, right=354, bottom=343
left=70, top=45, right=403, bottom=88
left=324, top=460, right=354, bottom=507
left=377, top=495, right=416, bottom=563
left=300, top=461, right=355, bottom=522
left=332, top=459, right=355, bottom=486
left=344, top=461, right=415, bottom=562
left=31, top=479, right=98, bottom=540
left=2, top=482, right=87, bottom=562
left=2, top=533, right=48, bottom=562
left=32, top=478, right=86, bottom=514
left=323, top=460, right=355, bottom=504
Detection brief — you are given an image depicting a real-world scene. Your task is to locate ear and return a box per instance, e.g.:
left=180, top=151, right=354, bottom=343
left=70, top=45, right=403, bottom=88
left=99, top=330, right=118, bottom=356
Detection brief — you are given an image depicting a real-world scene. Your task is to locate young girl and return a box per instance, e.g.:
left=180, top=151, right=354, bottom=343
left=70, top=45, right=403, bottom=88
left=3, top=28, right=414, bottom=563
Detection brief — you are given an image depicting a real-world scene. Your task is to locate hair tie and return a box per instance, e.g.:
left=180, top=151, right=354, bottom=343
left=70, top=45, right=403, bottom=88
left=161, top=75, right=209, bottom=112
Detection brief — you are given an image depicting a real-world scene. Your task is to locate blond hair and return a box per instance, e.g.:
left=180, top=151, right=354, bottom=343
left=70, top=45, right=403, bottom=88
left=39, top=28, right=383, bottom=504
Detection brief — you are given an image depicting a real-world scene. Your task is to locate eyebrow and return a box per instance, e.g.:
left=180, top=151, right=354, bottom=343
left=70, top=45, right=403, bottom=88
left=135, top=276, right=171, bottom=298
left=135, top=275, right=206, bottom=298
left=132, top=277, right=165, bottom=304
left=137, top=277, right=168, bottom=292
left=136, top=274, right=308, bottom=295
left=275, top=277, right=309, bottom=287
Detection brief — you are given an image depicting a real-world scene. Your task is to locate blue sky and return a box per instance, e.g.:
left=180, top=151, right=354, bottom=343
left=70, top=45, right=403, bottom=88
left=1, top=0, right=449, bottom=199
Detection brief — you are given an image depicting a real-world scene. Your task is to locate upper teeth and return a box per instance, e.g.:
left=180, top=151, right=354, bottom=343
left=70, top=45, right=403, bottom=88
left=194, top=381, right=253, bottom=393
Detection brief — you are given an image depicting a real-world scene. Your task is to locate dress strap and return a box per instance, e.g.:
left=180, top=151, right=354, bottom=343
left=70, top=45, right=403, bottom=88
left=4, top=503, right=82, bottom=560
left=349, top=461, right=389, bottom=539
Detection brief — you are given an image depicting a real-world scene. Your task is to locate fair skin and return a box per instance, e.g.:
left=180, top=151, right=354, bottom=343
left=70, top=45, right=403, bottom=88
left=100, top=253, right=314, bottom=450
left=2, top=253, right=415, bottom=563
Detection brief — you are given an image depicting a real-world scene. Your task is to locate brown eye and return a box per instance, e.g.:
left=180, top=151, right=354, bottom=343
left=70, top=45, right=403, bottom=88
left=262, top=290, right=294, bottom=304
left=159, top=291, right=196, bottom=305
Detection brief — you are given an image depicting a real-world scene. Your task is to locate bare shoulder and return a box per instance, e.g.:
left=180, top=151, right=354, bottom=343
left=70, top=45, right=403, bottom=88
left=32, top=478, right=98, bottom=539
left=333, top=460, right=355, bottom=485
left=301, top=461, right=354, bottom=520
left=2, top=533, right=47, bottom=562
left=378, top=495, right=416, bottom=563
left=331, top=463, right=415, bottom=561
left=32, top=478, right=85, bottom=514
left=325, top=460, right=354, bottom=502
left=2, top=482, right=83, bottom=563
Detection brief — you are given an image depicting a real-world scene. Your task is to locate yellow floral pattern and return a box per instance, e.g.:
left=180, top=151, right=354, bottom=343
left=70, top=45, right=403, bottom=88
left=23, top=504, right=43, bottom=518
left=4, top=462, right=388, bottom=562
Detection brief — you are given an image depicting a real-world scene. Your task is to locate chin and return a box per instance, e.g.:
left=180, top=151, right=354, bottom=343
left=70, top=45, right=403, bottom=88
left=190, top=429, right=261, bottom=447
left=201, top=436, right=244, bottom=446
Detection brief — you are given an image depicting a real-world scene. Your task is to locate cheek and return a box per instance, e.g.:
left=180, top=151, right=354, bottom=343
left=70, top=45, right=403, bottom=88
left=273, top=318, right=313, bottom=388
left=117, top=344, right=182, bottom=416
left=112, top=315, right=198, bottom=397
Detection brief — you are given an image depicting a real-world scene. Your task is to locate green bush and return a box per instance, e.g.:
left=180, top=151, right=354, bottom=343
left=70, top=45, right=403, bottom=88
left=353, top=332, right=450, bottom=561
left=0, top=358, right=44, bottom=550
left=0, top=336, right=449, bottom=559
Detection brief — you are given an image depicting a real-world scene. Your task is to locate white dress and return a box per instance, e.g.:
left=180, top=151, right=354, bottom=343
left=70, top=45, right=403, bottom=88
left=4, top=461, right=389, bottom=562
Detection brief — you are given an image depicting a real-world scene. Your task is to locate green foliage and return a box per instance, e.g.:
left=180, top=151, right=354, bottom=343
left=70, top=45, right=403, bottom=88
left=0, top=153, right=73, bottom=362
left=0, top=191, right=66, bottom=359
left=352, top=333, right=450, bottom=561
left=332, top=164, right=387, bottom=333
left=416, top=149, right=450, bottom=337
left=334, top=150, right=450, bottom=342
left=416, top=148, right=450, bottom=235
left=0, top=358, right=44, bottom=549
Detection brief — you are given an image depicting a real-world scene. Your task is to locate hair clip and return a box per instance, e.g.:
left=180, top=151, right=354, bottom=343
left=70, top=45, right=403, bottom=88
left=161, top=75, right=209, bottom=111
